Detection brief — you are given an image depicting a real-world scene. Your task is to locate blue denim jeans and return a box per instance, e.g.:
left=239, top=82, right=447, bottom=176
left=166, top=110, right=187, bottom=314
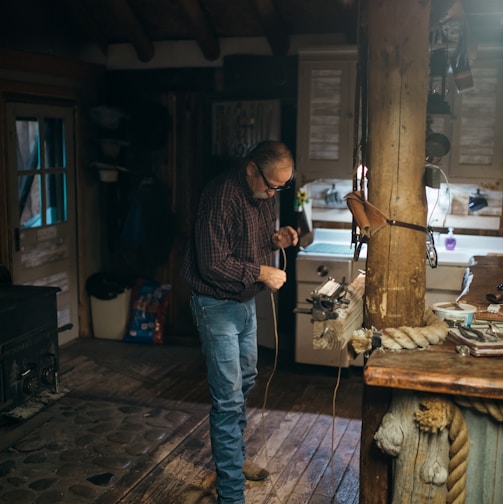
left=190, top=294, right=258, bottom=504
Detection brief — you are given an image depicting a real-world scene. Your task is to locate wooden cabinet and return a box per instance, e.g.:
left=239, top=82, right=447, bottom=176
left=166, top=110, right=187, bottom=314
left=449, top=48, right=503, bottom=180
left=296, top=46, right=502, bottom=185
left=429, top=46, right=503, bottom=182
left=296, top=47, right=357, bottom=184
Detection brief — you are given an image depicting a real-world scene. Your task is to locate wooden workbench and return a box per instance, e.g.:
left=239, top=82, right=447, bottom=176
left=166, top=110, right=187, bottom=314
left=458, top=255, right=503, bottom=322
left=360, top=255, right=503, bottom=503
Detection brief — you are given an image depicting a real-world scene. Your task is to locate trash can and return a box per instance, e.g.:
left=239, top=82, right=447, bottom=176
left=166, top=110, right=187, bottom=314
left=86, top=273, right=133, bottom=340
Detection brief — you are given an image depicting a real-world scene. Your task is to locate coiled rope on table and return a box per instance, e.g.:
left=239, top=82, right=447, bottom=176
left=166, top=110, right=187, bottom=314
left=415, top=397, right=469, bottom=504
left=351, top=305, right=449, bottom=353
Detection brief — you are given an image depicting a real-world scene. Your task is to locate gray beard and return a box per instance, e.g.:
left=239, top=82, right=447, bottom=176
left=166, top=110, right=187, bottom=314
left=252, top=190, right=270, bottom=199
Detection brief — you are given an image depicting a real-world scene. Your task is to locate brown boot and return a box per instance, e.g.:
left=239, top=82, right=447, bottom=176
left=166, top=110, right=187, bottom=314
left=242, top=460, right=269, bottom=481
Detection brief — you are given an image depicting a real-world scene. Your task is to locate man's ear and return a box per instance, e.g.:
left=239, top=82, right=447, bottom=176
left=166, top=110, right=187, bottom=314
left=245, top=161, right=255, bottom=178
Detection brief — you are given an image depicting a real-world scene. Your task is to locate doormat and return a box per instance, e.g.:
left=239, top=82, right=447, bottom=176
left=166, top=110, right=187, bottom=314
left=0, top=396, right=191, bottom=503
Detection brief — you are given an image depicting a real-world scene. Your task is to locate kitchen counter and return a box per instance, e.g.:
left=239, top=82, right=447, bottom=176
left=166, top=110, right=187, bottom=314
left=298, top=228, right=503, bottom=308
left=300, top=228, right=503, bottom=266
left=434, top=233, right=503, bottom=264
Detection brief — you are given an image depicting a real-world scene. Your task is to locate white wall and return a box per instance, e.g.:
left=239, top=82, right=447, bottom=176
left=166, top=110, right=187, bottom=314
left=96, top=34, right=347, bottom=70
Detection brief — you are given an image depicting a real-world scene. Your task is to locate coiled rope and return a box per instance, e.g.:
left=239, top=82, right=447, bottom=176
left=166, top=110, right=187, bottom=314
left=415, top=396, right=469, bottom=504
left=453, top=396, right=503, bottom=423
left=351, top=306, right=449, bottom=354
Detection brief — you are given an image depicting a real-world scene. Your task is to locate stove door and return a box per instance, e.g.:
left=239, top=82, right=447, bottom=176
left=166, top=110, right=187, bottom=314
left=0, top=285, right=59, bottom=411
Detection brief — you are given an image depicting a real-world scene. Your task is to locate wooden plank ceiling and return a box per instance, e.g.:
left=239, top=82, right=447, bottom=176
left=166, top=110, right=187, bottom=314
left=0, top=0, right=358, bottom=62
left=0, top=0, right=502, bottom=63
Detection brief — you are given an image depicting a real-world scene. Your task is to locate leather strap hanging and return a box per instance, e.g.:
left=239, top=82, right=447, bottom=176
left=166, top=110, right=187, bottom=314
left=351, top=1, right=369, bottom=250
left=386, top=219, right=428, bottom=233
left=345, top=190, right=436, bottom=265
left=345, top=190, right=429, bottom=236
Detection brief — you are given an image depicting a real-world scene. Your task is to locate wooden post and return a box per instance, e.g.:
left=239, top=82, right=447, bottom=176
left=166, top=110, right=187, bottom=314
left=360, top=385, right=392, bottom=504
left=364, top=0, right=431, bottom=330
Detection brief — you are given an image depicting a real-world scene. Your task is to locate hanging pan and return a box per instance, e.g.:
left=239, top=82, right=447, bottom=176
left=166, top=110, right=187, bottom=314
left=426, top=132, right=450, bottom=158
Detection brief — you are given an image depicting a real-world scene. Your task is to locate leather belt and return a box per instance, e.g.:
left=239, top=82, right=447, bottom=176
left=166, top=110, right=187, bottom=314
left=386, top=219, right=428, bottom=233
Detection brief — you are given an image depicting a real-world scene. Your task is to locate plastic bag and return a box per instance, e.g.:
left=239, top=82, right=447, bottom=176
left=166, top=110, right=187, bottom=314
left=124, top=279, right=171, bottom=344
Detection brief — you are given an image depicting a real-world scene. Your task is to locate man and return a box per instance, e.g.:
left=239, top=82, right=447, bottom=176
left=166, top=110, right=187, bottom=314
left=182, top=140, right=298, bottom=504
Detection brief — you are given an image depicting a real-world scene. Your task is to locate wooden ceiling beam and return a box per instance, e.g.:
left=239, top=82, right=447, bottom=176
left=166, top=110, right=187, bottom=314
left=177, top=0, right=220, bottom=61
left=249, top=0, right=289, bottom=56
left=108, top=0, right=155, bottom=62
left=0, top=49, right=105, bottom=80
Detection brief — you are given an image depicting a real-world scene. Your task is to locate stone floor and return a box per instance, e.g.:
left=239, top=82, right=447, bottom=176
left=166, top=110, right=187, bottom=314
left=0, top=339, right=364, bottom=504
left=0, top=395, right=189, bottom=504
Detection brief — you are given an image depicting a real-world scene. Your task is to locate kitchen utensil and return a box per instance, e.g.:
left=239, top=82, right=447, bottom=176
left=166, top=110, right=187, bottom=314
left=451, top=26, right=474, bottom=93
left=455, top=270, right=473, bottom=302
left=487, top=322, right=503, bottom=338
left=487, top=292, right=503, bottom=304
left=469, top=189, right=488, bottom=212
left=436, top=302, right=463, bottom=310
left=425, top=132, right=450, bottom=158
left=459, top=325, right=497, bottom=342
left=458, top=325, right=489, bottom=342
left=324, top=185, right=346, bottom=208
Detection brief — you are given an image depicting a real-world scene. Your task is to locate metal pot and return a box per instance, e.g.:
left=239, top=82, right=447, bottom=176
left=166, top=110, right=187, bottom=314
left=425, top=132, right=450, bottom=158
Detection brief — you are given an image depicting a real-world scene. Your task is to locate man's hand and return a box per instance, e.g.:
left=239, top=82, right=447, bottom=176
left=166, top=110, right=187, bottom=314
left=272, top=226, right=299, bottom=249
left=258, top=265, right=287, bottom=291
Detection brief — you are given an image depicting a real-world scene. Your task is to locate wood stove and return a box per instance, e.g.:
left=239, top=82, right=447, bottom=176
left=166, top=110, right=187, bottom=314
left=0, top=285, right=60, bottom=412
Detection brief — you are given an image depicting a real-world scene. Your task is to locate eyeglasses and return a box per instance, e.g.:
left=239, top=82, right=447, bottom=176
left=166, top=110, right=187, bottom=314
left=255, top=162, right=294, bottom=192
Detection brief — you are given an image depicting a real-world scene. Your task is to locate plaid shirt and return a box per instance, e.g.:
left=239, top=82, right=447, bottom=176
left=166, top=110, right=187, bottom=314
left=182, top=165, right=277, bottom=302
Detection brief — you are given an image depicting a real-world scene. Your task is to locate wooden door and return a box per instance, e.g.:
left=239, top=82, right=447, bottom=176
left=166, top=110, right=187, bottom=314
left=6, top=102, right=79, bottom=344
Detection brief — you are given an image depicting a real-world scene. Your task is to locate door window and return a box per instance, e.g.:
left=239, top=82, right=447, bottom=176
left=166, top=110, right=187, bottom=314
left=16, top=116, right=68, bottom=228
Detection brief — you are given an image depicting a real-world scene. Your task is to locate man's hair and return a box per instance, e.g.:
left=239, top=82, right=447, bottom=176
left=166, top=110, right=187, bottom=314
left=248, top=140, right=294, bottom=169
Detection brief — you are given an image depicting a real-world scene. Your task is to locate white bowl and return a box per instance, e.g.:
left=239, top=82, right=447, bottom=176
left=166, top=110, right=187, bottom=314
left=432, top=302, right=477, bottom=327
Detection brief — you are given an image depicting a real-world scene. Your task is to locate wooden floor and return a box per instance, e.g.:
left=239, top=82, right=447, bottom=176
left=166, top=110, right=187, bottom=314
left=41, top=338, right=363, bottom=503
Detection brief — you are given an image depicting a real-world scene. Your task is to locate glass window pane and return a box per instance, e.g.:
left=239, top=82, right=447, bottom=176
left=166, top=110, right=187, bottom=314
left=45, top=173, right=67, bottom=225
left=44, top=117, right=66, bottom=169
left=16, top=117, right=40, bottom=171
left=19, top=174, right=42, bottom=228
